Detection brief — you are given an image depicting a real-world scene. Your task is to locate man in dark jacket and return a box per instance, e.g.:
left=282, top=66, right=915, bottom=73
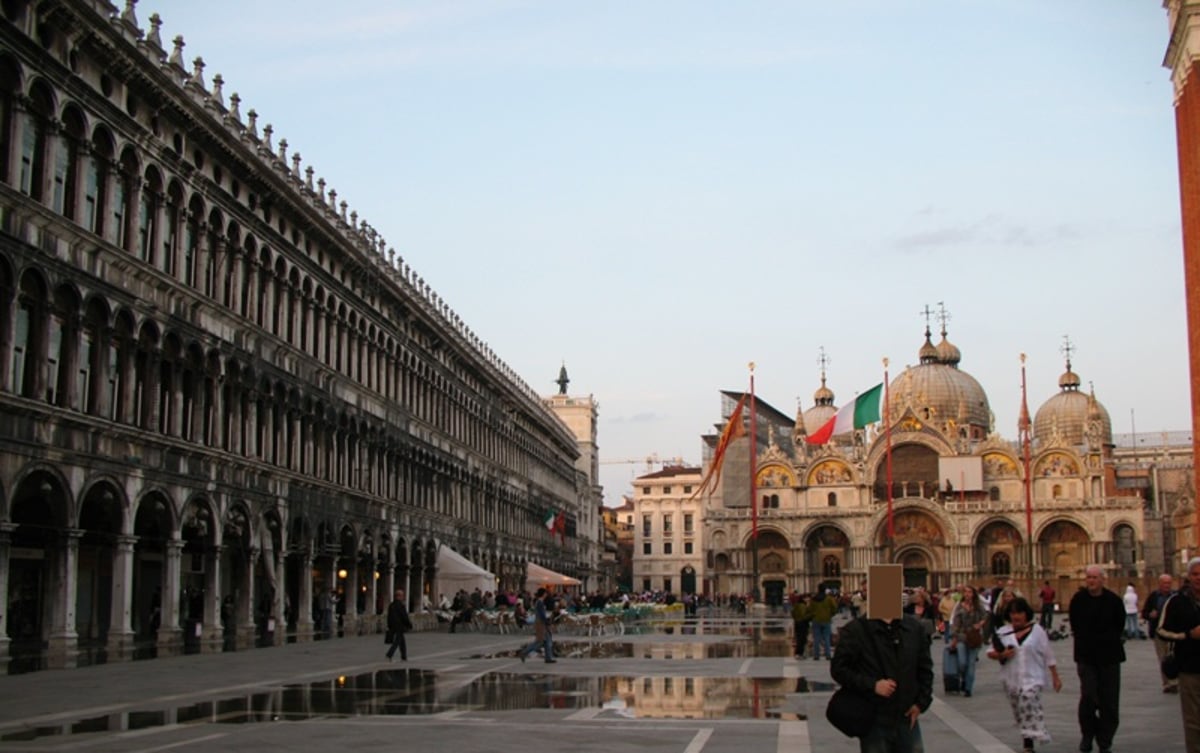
left=830, top=615, right=933, bottom=752
left=1143, top=573, right=1178, bottom=693
left=1160, top=556, right=1200, bottom=752
left=385, top=589, right=413, bottom=662
left=1068, top=565, right=1126, bottom=753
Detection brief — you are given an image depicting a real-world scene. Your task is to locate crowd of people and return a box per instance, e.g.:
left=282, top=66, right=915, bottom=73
left=822, top=564, right=1200, bottom=753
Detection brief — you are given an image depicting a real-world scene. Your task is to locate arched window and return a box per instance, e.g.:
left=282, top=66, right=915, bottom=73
left=10, top=290, right=36, bottom=396
left=989, top=486, right=1000, bottom=501
left=18, top=86, right=50, bottom=202
left=1052, top=484, right=1063, bottom=498
left=828, top=492, right=837, bottom=507
left=991, top=551, right=1011, bottom=575
left=822, top=555, right=841, bottom=578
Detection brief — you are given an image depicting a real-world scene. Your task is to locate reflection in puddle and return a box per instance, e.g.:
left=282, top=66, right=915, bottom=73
left=0, top=670, right=831, bottom=741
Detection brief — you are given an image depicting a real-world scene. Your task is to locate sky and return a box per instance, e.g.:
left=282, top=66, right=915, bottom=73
left=147, top=1, right=1188, bottom=505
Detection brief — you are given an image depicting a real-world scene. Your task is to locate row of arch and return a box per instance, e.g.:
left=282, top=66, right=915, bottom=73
left=0, top=52, right=575, bottom=487
left=1, top=460, right=548, bottom=672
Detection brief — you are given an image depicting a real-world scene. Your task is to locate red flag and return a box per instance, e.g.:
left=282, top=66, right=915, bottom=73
left=692, top=395, right=747, bottom=499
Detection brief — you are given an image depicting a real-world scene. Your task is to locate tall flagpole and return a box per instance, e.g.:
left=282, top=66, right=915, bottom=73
left=749, top=362, right=759, bottom=602
left=884, top=358, right=894, bottom=543
left=1019, top=353, right=1034, bottom=576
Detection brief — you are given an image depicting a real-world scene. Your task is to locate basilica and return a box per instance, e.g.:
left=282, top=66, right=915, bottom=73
left=695, top=323, right=1173, bottom=605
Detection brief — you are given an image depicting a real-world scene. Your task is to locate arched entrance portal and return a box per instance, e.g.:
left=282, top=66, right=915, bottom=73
left=753, top=530, right=791, bottom=607
left=897, top=549, right=930, bottom=589
left=681, top=566, right=697, bottom=596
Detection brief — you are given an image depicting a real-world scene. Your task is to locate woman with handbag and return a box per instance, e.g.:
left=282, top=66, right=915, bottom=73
left=950, top=584, right=991, bottom=697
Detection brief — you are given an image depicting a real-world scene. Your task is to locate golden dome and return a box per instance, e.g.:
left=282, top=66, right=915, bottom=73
left=813, top=377, right=835, bottom=407
left=935, top=334, right=961, bottom=366
left=890, top=330, right=990, bottom=430
left=803, top=404, right=837, bottom=435
left=1034, top=364, right=1112, bottom=446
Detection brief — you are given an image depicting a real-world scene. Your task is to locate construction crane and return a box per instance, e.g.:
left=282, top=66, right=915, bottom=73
left=599, top=453, right=687, bottom=475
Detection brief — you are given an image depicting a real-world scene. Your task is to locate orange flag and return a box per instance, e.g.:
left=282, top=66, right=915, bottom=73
left=691, top=395, right=747, bottom=499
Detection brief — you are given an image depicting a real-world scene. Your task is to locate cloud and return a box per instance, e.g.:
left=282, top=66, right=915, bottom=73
left=892, top=215, right=1079, bottom=253
left=610, top=412, right=668, bottom=424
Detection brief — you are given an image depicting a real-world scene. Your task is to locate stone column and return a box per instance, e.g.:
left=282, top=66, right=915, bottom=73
left=236, top=548, right=257, bottom=650
left=294, top=553, right=314, bottom=643
left=46, top=529, right=83, bottom=669
left=106, top=535, right=137, bottom=660
left=59, top=312, right=82, bottom=410
left=0, top=523, right=14, bottom=672
left=342, top=555, right=358, bottom=637
left=123, top=176, right=142, bottom=255
left=271, top=553, right=286, bottom=647
left=201, top=546, right=223, bottom=654
left=157, top=538, right=183, bottom=657
left=5, top=98, right=27, bottom=188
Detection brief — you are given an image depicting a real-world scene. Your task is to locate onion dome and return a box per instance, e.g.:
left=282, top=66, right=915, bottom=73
left=935, top=332, right=961, bottom=366
left=1033, top=360, right=1112, bottom=447
left=890, top=325, right=991, bottom=431
left=918, top=327, right=939, bottom=364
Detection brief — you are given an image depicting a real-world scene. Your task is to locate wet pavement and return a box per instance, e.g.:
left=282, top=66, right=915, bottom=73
left=0, top=615, right=1187, bottom=752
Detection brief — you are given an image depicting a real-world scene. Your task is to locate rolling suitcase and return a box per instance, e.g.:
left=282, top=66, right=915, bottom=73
left=942, top=644, right=961, bottom=693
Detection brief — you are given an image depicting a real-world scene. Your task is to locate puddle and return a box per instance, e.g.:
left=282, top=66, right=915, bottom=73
left=0, top=670, right=833, bottom=741
left=470, top=635, right=795, bottom=661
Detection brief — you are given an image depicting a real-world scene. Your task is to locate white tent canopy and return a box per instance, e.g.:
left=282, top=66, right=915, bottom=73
left=525, top=562, right=581, bottom=590
left=436, top=545, right=495, bottom=596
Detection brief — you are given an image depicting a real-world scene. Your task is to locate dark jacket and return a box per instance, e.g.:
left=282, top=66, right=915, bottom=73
left=830, top=616, right=933, bottom=724
left=1068, top=587, right=1126, bottom=665
left=1159, top=588, right=1200, bottom=674
left=387, top=599, right=413, bottom=633
left=1143, top=588, right=1176, bottom=638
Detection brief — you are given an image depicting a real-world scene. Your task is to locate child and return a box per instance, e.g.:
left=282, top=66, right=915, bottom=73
left=987, top=597, right=1062, bottom=753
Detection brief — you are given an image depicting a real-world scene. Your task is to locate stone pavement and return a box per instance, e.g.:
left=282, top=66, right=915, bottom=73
left=0, top=616, right=1186, bottom=753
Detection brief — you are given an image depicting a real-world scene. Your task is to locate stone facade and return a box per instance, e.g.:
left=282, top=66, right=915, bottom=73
left=632, top=466, right=704, bottom=595
left=0, top=0, right=583, bottom=672
left=699, top=325, right=1168, bottom=606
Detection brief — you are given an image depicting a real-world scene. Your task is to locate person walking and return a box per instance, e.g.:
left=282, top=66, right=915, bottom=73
left=1038, top=580, right=1057, bottom=631
left=1069, top=564, right=1126, bottom=753
left=518, top=587, right=556, bottom=664
left=809, top=586, right=838, bottom=660
left=987, top=597, right=1062, bottom=753
left=791, top=593, right=812, bottom=659
left=1122, top=584, right=1141, bottom=639
left=1159, top=556, right=1200, bottom=751
left=385, top=588, right=413, bottom=661
left=950, top=584, right=991, bottom=698
left=1143, top=573, right=1179, bottom=693
left=830, top=611, right=934, bottom=752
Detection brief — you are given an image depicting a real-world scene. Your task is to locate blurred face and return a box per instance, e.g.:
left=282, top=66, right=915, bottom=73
left=963, top=586, right=976, bottom=603
left=1085, top=567, right=1104, bottom=595
left=1160, top=575, right=1174, bottom=593
left=1189, top=563, right=1200, bottom=593
left=1010, top=609, right=1030, bottom=630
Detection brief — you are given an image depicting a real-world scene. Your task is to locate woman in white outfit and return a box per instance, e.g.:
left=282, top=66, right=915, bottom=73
left=987, top=597, right=1062, bottom=753
left=1122, top=583, right=1141, bottom=638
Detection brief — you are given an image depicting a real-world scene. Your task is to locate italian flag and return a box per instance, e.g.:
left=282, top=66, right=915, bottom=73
left=543, top=510, right=558, bottom=531
left=805, top=383, right=883, bottom=445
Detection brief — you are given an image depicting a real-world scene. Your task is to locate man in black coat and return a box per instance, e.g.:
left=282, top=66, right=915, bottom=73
left=1068, top=565, right=1126, bottom=753
left=385, top=589, right=413, bottom=662
left=830, top=614, right=933, bottom=751
left=1159, top=556, right=1200, bottom=751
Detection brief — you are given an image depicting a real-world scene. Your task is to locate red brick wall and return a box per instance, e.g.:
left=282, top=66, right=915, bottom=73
left=1176, top=61, right=1200, bottom=547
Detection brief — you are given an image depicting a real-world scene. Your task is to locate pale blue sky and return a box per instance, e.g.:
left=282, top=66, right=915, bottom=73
left=150, top=1, right=1187, bottom=504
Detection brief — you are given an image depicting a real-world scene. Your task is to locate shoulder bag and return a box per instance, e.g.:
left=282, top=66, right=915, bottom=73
left=825, top=619, right=880, bottom=738
left=1161, top=597, right=1181, bottom=680
left=964, top=624, right=984, bottom=649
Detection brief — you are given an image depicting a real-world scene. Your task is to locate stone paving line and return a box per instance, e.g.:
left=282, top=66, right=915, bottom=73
left=0, top=619, right=1188, bottom=753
